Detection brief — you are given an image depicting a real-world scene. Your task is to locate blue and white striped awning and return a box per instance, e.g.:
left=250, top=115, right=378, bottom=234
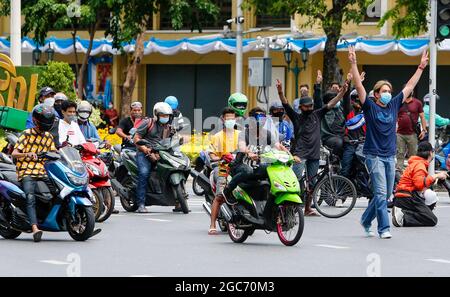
left=0, top=36, right=449, bottom=57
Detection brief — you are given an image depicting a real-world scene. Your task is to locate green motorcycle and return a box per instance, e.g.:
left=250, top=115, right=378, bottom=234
left=222, top=150, right=304, bottom=246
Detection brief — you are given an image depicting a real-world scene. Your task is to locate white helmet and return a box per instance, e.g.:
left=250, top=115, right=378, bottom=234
left=424, top=189, right=438, bottom=206
left=77, top=100, right=93, bottom=113
left=153, top=102, right=173, bottom=117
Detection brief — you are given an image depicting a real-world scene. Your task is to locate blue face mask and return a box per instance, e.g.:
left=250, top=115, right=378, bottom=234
left=159, top=117, right=170, bottom=124
left=380, top=92, right=392, bottom=105
left=224, top=119, right=236, bottom=129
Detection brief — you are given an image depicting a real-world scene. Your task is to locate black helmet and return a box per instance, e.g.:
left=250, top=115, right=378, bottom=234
left=32, top=104, right=55, bottom=132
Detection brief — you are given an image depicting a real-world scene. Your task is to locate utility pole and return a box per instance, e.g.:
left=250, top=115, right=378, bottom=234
left=235, top=0, right=244, bottom=93
left=10, top=0, right=22, bottom=66
left=429, top=0, right=437, bottom=173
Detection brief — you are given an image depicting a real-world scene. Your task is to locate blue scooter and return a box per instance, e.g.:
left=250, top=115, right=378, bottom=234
left=0, top=147, right=98, bottom=241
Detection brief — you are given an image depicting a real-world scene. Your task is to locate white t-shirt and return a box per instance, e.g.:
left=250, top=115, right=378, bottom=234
left=58, top=119, right=86, bottom=146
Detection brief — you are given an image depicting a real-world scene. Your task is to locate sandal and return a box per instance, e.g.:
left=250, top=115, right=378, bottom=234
left=208, top=228, right=219, bottom=235
left=33, top=230, right=43, bottom=243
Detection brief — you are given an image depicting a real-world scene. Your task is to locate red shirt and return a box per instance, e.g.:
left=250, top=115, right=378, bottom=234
left=397, top=98, right=423, bottom=135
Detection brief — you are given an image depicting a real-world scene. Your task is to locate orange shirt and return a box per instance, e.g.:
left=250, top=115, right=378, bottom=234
left=395, top=156, right=435, bottom=198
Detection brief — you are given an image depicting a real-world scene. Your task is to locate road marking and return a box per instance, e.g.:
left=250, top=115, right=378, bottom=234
left=40, top=260, right=69, bottom=265
left=145, top=218, right=171, bottom=222
left=426, top=258, right=450, bottom=264
left=315, top=244, right=350, bottom=250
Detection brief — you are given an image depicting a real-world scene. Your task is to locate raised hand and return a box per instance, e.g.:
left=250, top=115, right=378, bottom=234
left=276, top=79, right=283, bottom=93
left=316, top=70, right=323, bottom=84
left=419, top=50, right=429, bottom=69
left=348, top=46, right=357, bottom=64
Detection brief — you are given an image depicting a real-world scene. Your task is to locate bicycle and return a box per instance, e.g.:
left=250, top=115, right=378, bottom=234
left=298, top=146, right=357, bottom=218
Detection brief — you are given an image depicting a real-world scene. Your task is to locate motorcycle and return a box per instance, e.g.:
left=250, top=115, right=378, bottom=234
left=220, top=149, right=304, bottom=246
left=434, top=126, right=450, bottom=171
left=77, top=142, right=115, bottom=223
left=0, top=147, right=97, bottom=241
left=1, top=131, right=19, bottom=155
left=111, top=136, right=191, bottom=213
left=191, top=151, right=215, bottom=196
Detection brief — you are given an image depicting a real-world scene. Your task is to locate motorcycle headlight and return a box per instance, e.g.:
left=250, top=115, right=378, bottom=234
left=274, top=181, right=287, bottom=191
left=86, top=164, right=101, bottom=176
left=67, top=172, right=89, bottom=186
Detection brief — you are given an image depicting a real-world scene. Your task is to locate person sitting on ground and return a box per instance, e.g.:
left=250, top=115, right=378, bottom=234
left=392, top=141, right=448, bottom=227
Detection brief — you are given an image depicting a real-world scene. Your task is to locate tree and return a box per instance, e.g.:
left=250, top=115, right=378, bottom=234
left=108, top=0, right=219, bottom=117
left=0, top=0, right=112, bottom=100
left=379, top=0, right=429, bottom=38
left=247, top=0, right=372, bottom=90
left=38, top=61, right=77, bottom=101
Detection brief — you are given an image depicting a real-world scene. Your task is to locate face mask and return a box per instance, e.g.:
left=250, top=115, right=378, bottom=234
left=44, top=98, right=55, bottom=107
left=302, top=109, right=313, bottom=116
left=78, top=112, right=90, bottom=120
left=380, top=92, right=392, bottom=105
left=272, top=112, right=285, bottom=119
left=159, top=117, right=170, bottom=124
left=54, top=105, right=63, bottom=118
left=224, top=119, right=236, bottom=129
left=67, top=115, right=77, bottom=122
left=108, top=104, right=113, bottom=109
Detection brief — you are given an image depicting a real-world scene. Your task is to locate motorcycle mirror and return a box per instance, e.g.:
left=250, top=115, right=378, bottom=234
left=108, top=128, right=117, bottom=135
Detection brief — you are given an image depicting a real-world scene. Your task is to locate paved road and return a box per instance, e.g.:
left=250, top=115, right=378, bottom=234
left=1, top=181, right=450, bottom=277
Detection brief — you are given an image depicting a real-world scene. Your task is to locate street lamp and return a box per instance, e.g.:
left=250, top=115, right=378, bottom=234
left=46, top=43, right=55, bottom=63
left=32, top=47, right=42, bottom=65
left=284, top=41, right=310, bottom=98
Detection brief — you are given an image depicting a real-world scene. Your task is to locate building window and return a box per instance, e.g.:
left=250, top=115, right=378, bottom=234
left=159, top=0, right=232, bottom=31
left=256, top=13, right=291, bottom=28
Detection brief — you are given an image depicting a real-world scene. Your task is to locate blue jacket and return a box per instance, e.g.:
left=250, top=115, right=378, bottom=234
left=78, top=120, right=100, bottom=141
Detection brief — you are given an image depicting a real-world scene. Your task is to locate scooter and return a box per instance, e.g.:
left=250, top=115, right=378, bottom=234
left=191, top=151, right=216, bottom=196
left=0, top=147, right=97, bottom=241
left=220, top=150, right=304, bottom=246
left=111, top=136, right=191, bottom=213
left=1, top=131, right=19, bottom=155
left=77, top=142, right=115, bottom=223
left=435, top=126, right=450, bottom=171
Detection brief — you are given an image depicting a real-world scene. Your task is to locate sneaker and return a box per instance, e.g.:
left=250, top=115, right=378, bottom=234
left=136, top=206, right=149, bottom=213
left=392, top=206, right=404, bottom=227
left=33, top=230, right=43, bottom=243
left=380, top=231, right=392, bottom=239
left=360, top=221, right=375, bottom=237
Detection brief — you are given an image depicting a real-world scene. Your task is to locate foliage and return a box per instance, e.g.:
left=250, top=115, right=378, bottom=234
left=38, top=61, right=76, bottom=101
left=379, top=0, right=429, bottom=38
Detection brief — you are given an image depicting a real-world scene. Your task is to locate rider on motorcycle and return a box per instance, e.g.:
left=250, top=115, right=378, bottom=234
left=12, top=104, right=57, bottom=242
left=116, top=101, right=143, bottom=149
left=133, top=102, right=173, bottom=213
left=25, top=87, right=56, bottom=129
left=77, top=101, right=111, bottom=148
left=208, top=107, right=240, bottom=235
left=164, top=96, right=184, bottom=130
left=267, top=102, right=294, bottom=150
left=221, top=107, right=288, bottom=202
left=228, top=93, right=248, bottom=131
left=56, top=101, right=86, bottom=147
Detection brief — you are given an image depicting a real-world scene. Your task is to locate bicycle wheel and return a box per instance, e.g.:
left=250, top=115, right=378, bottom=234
left=312, top=175, right=357, bottom=218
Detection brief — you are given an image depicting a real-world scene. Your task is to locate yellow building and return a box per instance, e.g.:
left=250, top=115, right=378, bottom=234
left=1, top=0, right=450, bottom=120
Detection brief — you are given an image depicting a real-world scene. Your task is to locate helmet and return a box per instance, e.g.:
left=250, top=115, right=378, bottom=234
left=131, top=101, right=142, bottom=109
left=228, top=93, right=248, bottom=117
left=32, top=104, right=55, bottom=132
left=164, top=96, right=179, bottom=110
left=350, top=89, right=359, bottom=101
left=77, top=101, right=92, bottom=121
left=153, top=102, right=173, bottom=117
left=54, top=92, right=68, bottom=102
left=424, top=189, right=438, bottom=206
left=423, top=93, right=440, bottom=103
left=269, top=102, right=285, bottom=116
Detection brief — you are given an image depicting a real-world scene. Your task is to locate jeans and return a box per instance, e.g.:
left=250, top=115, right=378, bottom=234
left=396, top=133, right=418, bottom=170
left=136, top=152, right=152, bottom=207
left=292, top=159, right=320, bottom=189
left=22, top=176, right=51, bottom=226
left=361, top=154, right=395, bottom=235
left=341, top=143, right=357, bottom=178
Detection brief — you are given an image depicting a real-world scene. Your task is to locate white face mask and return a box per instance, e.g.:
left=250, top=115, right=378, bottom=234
left=224, top=119, right=236, bottom=129
left=78, top=112, right=90, bottom=120
left=44, top=97, right=55, bottom=107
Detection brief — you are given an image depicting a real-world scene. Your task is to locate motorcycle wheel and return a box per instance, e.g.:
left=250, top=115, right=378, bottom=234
left=91, top=189, right=104, bottom=221
left=192, top=173, right=205, bottom=196
left=227, top=223, right=251, bottom=243
left=97, top=187, right=115, bottom=223
left=0, top=227, right=21, bottom=239
left=119, top=176, right=138, bottom=212
left=276, top=203, right=304, bottom=246
left=67, top=205, right=95, bottom=241
left=174, top=182, right=189, bottom=214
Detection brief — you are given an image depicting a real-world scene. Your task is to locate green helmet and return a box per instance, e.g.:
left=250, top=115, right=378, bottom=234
left=228, top=92, right=248, bottom=117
